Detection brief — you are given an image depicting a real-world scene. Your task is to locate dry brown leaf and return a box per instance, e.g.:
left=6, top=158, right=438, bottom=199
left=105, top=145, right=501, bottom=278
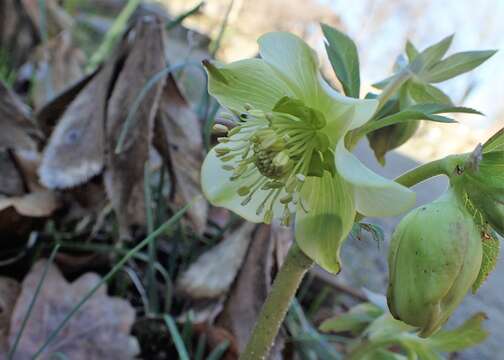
left=0, top=0, right=38, bottom=68
left=193, top=323, right=239, bottom=360
left=0, top=277, right=21, bottom=353
left=31, top=31, right=86, bottom=109
left=0, top=151, right=25, bottom=197
left=216, top=225, right=281, bottom=353
left=38, top=47, right=121, bottom=190
left=7, top=260, right=139, bottom=359
left=176, top=223, right=256, bottom=299
left=165, top=25, right=211, bottom=106
left=36, top=70, right=98, bottom=136
left=104, top=16, right=166, bottom=238
left=21, top=0, right=74, bottom=39
left=0, top=191, right=58, bottom=217
left=154, top=76, right=208, bottom=235
left=0, top=81, right=38, bottom=152
left=216, top=224, right=286, bottom=358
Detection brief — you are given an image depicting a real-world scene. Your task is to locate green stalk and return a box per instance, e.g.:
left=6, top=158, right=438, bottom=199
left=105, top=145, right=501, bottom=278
left=394, top=154, right=466, bottom=187
left=240, top=243, right=314, bottom=360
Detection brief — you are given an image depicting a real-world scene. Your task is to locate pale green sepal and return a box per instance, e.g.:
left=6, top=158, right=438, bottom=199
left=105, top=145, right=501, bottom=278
left=201, top=148, right=286, bottom=223
left=295, top=172, right=355, bottom=273
left=203, top=58, right=294, bottom=112
left=335, top=141, right=416, bottom=217
left=258, top=32, right=320, bottom=106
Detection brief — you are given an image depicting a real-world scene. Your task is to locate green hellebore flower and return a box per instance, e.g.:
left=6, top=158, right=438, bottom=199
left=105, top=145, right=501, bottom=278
left=201, top=32, right=415, bottom=273
left=387, top=189, right=482, bottom=337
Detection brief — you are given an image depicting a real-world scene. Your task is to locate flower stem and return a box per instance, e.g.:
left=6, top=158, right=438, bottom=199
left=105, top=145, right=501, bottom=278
left=394, top=154, right=466, bottom=187
left=240, top=242, right=314, bottom=360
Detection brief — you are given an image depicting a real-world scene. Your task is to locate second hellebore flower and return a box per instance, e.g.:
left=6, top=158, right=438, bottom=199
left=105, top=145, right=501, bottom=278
left=201, top=32, right=415, bottom=273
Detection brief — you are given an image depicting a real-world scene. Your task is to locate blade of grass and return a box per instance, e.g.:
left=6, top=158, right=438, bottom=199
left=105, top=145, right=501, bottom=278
left=166, top=1, right=204, bottom=31
left=114, top=61, right=203, bottom=154
left=194, top=333, right=207, bottom=360
left=164, top=314, right=191, bottom=360
left=56, top=240, right=174, bottom=312
left=144, top=162, right=159, bottom=314
left=206, top=340, right=230, bottom=360
left=86, top=0, right=141, bottom=72
left=32, top=203, right=193, bottom=358
left=8, top=244, right=61, bottom=359
left=181, top=312, right=194, bottom=347
left=209, top=0, right=234, bottom=57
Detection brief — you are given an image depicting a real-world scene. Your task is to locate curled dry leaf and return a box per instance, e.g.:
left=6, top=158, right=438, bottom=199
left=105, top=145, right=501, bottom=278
left=0, top=81, right=38, bottom=152
left=104, top=16, right=166, bottom=238
left=0, top=191, right=58, bottom=217
left=31, top=31, right=86, bottom=109
left=7, top=260, right=139, bottom=359
left=0, top=277, right=21, bottom=353
left=176, top=223, right=256, bottom=299
left=39, top=48, right=121, bottom=190
left=154, top=76, right=208, bottom=235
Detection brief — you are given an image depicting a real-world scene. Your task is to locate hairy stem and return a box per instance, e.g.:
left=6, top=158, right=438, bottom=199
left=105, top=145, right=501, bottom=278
left=240, top=243, right=314, bottom=360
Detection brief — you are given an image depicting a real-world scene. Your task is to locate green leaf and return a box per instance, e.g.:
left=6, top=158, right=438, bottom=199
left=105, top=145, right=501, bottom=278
left=401, top=80, right=452, bottom=106
left=483, top=127, right=504, bottom=153
left=424, top=50, right=497, bottom=83
left=427, top=312, right=489, bottom=352
left=398, top=339, right=441, bottom=360
left=408, top=103, right=483, bottom=115
left=405, top=40, right=419, bottom=62
left=410, top=34, right=454, bottom=73
left=321, top=23, right=360, bottom=98
left=472, top=229, right=500, bottom=293
left=319, top=303, right=383, bottom=334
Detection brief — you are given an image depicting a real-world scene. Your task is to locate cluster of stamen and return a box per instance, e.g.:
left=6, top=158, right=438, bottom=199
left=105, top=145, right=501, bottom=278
left=213, top=103, right=331, bottom=225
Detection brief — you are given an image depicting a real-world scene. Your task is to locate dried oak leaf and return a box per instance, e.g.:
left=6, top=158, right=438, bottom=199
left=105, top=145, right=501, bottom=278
left=7, top=260, right=139, bottom=359
left=176, top=223, right=256, bottom=299
left=154, top=76, right=208, bottom=235
left=104, top=16, right=166, bottom=238
left=0, top=277, right=21, bottom=353
left=0, top=81, right=38, bottom=152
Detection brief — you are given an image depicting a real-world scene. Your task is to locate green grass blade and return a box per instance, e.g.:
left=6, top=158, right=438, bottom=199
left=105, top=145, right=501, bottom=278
left=86, top=0, right=142, bottom=72
left=164, top=314, right=191, bottom=360
left=8, top=244, right=61, bottom=359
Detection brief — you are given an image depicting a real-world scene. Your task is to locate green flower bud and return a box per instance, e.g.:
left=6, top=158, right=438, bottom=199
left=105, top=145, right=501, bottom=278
left=387, top=189, right=482, bottom=337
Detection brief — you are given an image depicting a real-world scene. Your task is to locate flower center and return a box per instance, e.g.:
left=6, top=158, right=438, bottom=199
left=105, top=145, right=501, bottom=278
left=214, top=98, right=336, bottom=225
